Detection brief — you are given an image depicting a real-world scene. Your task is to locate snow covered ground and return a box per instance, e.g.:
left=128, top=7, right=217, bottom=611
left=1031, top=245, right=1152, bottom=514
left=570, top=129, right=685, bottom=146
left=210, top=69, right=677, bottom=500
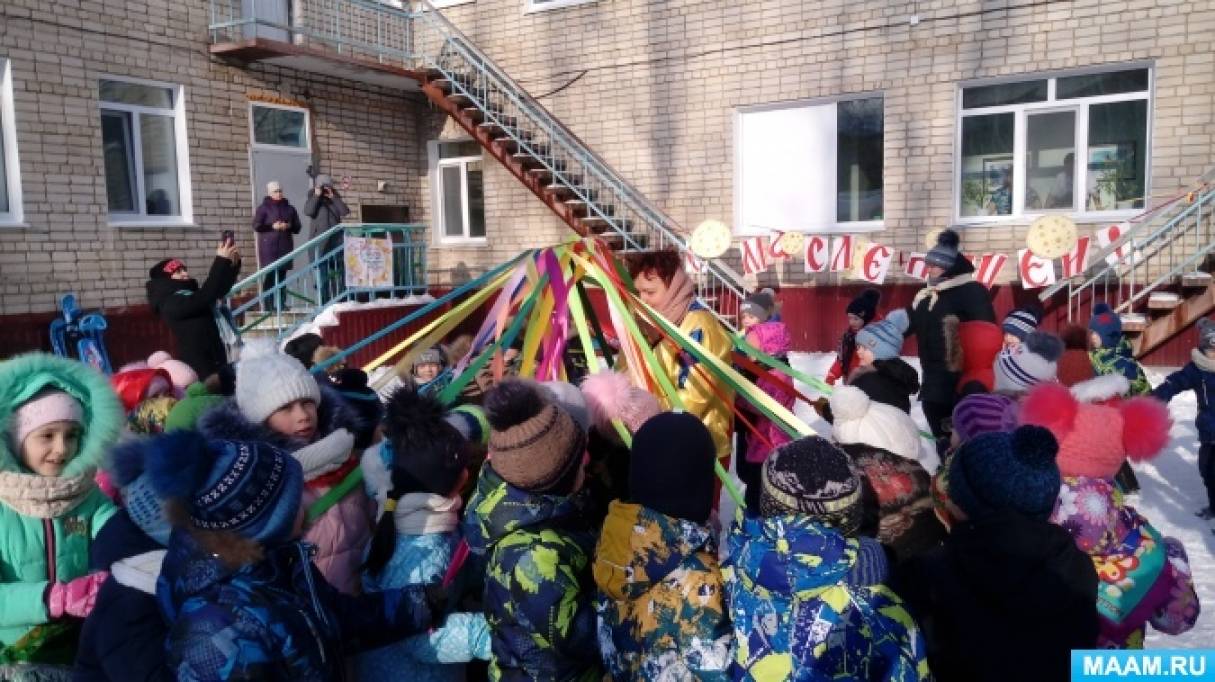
left=721, top=352, right=1212, bottom=648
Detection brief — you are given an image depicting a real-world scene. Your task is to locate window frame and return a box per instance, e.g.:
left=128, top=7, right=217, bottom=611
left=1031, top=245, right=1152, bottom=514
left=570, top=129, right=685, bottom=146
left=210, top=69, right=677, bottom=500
left=248, top=101, right=311, bottom=152
left=524, top=0, right=596, bottom=14
left=99, top=74, right=194, bottom=227
left=733, top=91, right=885, bottom=237
left=0, top=58, right=23, bottom=227
left=428, top=0, right=475, bottom=8
left=953, top=64, right=1153, bottom=225
left=429, top=139, right=486, bottom=244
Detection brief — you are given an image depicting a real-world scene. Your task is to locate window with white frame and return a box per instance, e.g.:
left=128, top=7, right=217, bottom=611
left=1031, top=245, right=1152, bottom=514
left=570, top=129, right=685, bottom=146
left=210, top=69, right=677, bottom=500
left=526, top=0, right=595, bottom=12
left=99, top=77, right=193, bottom=223
left=0, top=58, right=22, bottom=224
left=250, top=103, right=309, bottom=149
left=735, top=95, right=884, bottom=234
left=957, top=66, right=1150, bottom=221
left=431, top=140, right=485, bottom=241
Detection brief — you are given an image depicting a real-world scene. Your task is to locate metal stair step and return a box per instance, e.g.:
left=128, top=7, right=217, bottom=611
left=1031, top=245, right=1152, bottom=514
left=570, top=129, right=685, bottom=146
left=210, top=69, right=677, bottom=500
left=1120, top=312, right=1148, bottom=333
left=1147, top=292, right=1183, bottom=311
left=478, top=115, right=519, bottom=132
left=1183, top=271, right=1213, bottom=288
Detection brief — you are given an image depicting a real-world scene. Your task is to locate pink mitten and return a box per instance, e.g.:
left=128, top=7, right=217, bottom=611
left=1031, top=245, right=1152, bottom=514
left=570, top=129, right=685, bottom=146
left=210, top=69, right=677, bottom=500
left=47, top=572, right=109, bottom=618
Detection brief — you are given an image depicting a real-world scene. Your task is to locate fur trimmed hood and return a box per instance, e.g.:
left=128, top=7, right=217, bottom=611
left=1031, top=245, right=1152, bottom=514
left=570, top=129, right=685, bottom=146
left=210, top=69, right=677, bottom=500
left=0, top=352, right=124, bottom=477
left=198, top=382, right=362, bottom=456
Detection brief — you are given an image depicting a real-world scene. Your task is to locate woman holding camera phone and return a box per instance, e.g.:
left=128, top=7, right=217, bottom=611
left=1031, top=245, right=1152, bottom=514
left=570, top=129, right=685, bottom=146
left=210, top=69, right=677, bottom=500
left=305, top=174, right=350, bottom=304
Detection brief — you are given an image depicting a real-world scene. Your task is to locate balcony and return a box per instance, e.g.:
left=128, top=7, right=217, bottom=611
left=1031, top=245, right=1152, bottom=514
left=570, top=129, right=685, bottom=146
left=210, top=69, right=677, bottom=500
left=207, top=0, right=426, bottom=90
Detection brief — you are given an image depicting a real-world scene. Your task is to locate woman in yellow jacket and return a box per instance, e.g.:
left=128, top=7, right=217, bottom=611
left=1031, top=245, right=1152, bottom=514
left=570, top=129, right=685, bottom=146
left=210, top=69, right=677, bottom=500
left=625, top=250, right=734, bottom=460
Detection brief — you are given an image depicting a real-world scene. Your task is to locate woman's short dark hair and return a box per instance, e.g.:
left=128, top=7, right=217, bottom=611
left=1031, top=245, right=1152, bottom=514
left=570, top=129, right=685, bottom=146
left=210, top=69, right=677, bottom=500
left=624, top=249, right=682, bottom=285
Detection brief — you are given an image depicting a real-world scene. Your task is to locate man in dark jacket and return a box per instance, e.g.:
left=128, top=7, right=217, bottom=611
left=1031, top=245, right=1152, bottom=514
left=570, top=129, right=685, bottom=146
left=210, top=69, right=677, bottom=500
left=906, top=229, right=996, bottom=446
left=145, top=242, right=240, bottom=381
left=890, top=426, right=1099, bottom=682
left=304, top=174, right=350, bottom=303
left=252, top=180, right=302, bottom=310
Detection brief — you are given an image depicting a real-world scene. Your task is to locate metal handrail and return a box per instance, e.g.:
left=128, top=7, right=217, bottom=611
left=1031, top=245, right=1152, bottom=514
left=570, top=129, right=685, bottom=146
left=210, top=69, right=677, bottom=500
left=1112, top=190, right=1214, bottom=313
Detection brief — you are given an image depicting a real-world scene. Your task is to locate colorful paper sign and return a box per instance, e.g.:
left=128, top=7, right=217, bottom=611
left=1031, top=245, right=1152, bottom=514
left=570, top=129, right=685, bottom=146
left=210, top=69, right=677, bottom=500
left=830, top=236, right=853, bottom=272
left=344, top=235, right=394, bottom=289
left=903, top=252, right=929, bottom=280
left=804, top=235, right=829, bottom=273
left=1060, top=236, right=1092, bottom=279
left=740, top=237, right=771, bottom=276
left=856, top=243, right=895, bottom=284
left=1017, top=248, right=1056, bottom=290
left=972, top=253, right=1008, bottom=288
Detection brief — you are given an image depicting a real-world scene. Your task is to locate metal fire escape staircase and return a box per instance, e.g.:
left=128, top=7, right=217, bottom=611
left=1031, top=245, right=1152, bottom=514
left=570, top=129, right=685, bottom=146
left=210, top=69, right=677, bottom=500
left=1039, top=174, right=1215, bottom=358
left=208, top=0, right=747, bottom=329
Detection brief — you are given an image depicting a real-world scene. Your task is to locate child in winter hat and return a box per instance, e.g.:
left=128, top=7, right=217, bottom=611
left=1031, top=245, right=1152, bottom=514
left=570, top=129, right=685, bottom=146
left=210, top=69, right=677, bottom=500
left=843, top=309, right=921, bottom=414
left=931, top=392, right=1020, bottom=531
left=1152, top=317, right=1215, bottom=520
left=739, top=291, right=775, bottom=330
left=1089, top=302, right=1151, bottom=395
left=830, top=386, right=945, bottom=564
left=75, top=431, right=196, bottom=680
left=1020, top=379, right=1199, bottom=648
left=356, top=388, right=489, bottom=680
left=126, top=395, right=179, bottom=436
left=111, top=366, right=175, bottom=414
left=594, top=413, right=732, bottom=679
left=993, top=330, right=1064, bottom=395
left=735, top=317, right=796, bottom=509
left=197, top=340, right=373, bottom=595
left=462, top=379, right=601, bottom=680
left=412, top=347, right=452, bottom=399
left=149, top=433, right=442, bottom=680
left=580, top=370, right=662, bottom=438
left=826, top=289, right=881, bottom=386
left=723, top=435, right=929, bottom=680
left=147, top=350, right=199, bottom=396
left=0, top=353, right=124, bottom=670
left=1001, top=305, right=1043, bottom=350
left=164, top=382, right=226, bottom=432
left=891, top=425, right=1100, bottom=680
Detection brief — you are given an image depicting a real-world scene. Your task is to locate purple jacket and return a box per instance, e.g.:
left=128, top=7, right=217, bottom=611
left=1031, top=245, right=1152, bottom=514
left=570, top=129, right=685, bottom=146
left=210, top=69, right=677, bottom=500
left=252, top=196, right=303, bottom=267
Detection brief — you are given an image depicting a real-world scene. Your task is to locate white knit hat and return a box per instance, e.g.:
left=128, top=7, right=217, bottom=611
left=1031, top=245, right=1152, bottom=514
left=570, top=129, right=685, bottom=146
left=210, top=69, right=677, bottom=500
left=993, top=332, right=1064, bottom=395
left=235, top=340, right=321, bottom=424
left=829, top=385, right=937, bottom=471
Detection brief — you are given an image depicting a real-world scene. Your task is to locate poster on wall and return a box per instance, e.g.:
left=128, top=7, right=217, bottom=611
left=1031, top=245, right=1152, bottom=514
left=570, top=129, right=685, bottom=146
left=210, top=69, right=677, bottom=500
left=345, top=235, right=394, bottom=289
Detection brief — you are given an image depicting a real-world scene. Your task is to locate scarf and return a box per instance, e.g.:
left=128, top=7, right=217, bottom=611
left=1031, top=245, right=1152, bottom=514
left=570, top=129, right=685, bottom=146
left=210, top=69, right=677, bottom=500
left=393, top=493, right=462, bottom=535
left=912, top=273, right=975, bottom=311
left=654, top=267, right=696, bottom=325
left=1193, top=347, right=1215, bottom=373
left=111, top=550, right=167, bottom=595
left=292, top=428, right=356, bottom=481
left=0, top=470, right=96, bottom=518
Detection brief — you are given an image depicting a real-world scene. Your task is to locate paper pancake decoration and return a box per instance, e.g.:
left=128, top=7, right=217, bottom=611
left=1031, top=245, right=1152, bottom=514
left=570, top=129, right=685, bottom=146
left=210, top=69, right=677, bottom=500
left=689, top=220, right=732, bottom=259
left=775, top=231, right=805, bottom=257
left=925, top=228, right=944, bottom=250
left=1026, top=215, right=1078, bottom=259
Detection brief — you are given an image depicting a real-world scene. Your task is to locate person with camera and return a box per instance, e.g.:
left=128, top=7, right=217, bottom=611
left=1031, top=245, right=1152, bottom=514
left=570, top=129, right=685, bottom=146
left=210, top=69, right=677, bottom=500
left=252, top=180, right=302, bottom=311
left=145, top=240, right=242, bottom=382
left=305, top=174, right=351, bottom=303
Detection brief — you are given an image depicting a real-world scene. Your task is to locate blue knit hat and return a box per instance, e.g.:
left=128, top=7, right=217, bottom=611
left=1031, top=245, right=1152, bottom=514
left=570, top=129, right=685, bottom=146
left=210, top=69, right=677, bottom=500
left=146, top=431, right=304, bottom=546
left=948, top=425, right=1061, bottom=521
left=1001, top=306, right=1042, bottom=341
left=109, top=435, right=183, bottom=546
left=1088, top=302, right=1122, bottom=349
left=855, top=309, right=909, bottom=361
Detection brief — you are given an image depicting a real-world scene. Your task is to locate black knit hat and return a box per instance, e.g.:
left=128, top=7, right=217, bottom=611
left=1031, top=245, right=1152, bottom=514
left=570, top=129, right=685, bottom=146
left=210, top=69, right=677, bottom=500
left=384, top=386, right=468, bottom=496
left=760, top=435, right=863, bottom=535
left=333, top=368, right=384, bottom=450
left=628, top=412, right=716, bottom=524
left=846, top=288, right=881, bottom=324
left=926, top=229, right=961, bottom=270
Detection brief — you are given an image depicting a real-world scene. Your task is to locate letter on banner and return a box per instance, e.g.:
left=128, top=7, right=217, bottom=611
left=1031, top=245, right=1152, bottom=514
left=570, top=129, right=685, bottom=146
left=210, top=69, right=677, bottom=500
left=684, top=251, right=705, bottom=275
left=804, top=235, right=829, bottom=273
left=830, top=236, right=854, bottom=272
left=972, top=253, right=1008, bottom=288
left=904, top=252, right=929, bottom=280
left=1018, top=249, right=1056, bottom=290
left=1060, top=236, right=1091, bottom=278
left=858, top=244, right=894, bottom=284
left=1096, top=222, right=1142, bottom=267
left=740, top=237, right=771, bottom=276
left=767, top=231, right=788, bottom=260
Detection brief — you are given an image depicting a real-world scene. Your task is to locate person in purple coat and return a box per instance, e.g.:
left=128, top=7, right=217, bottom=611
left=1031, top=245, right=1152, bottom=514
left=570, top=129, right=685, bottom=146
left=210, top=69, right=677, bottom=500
left=252, top=180, right=302, bottom=310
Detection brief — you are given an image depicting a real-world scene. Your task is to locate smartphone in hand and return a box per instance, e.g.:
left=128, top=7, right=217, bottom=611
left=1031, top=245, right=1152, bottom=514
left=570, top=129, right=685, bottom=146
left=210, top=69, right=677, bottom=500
left=221, top=230, right=235, bottom=246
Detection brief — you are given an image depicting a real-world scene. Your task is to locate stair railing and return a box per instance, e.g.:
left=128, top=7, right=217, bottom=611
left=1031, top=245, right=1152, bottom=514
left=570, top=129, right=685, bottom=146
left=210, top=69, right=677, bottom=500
left=224, top=223, right=429, bottom=341
left=1042, top=184, right=1215, bottom=322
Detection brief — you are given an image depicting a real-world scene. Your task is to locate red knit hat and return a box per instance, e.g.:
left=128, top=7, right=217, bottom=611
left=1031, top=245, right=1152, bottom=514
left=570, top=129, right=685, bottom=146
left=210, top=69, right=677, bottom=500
left=111, top=368, right=174, bottom=414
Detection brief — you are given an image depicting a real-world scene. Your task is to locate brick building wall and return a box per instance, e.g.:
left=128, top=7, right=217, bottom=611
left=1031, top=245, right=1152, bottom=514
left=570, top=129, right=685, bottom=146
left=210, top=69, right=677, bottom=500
left=0, top=0, right=435, bottom=316
left=427, top=0, right=1215, bottom=286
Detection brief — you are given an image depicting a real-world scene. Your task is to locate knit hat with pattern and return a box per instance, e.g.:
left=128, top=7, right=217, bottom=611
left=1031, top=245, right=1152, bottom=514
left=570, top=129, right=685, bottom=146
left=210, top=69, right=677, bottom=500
left=951, top=392, right=1019, bottom=443
left=1002, top=306, right=1042, bottom=342
left=993, top=332, right=1064, bottom=394
left=855, top=309, right=909, bottom=361
left=760, top=435, right=863, bottom=535
left=948, top=425, right=1061, bottom=521
left=485, top=379, right=586, bottom=495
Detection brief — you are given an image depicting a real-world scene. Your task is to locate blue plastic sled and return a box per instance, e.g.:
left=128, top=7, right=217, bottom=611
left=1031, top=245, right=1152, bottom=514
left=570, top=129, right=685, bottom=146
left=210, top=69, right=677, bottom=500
left=49, top=294, right=113, bottom=374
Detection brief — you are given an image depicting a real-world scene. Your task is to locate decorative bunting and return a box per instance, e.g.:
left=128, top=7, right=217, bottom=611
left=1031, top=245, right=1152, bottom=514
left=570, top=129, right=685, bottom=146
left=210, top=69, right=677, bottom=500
left=856, top=243, right=895, bottom=285
left=972, top=253, right=1008, bottom=288
left=804, top=235, right=829, bottom=273
left=830, top=236, right=853, bottom=272
left=766, top=231, right=789, bottom=260
left=1096, top=223, right=1141, bottom=267
left=1017, top=249, right=1056, bottom=290
left=903, top=252, right=929, bottom=280
left=684, top=251, right=706, bottom=275
left=739, top=236, right=771, bottom=276
left=1060, top=236, right=1092, bottom=279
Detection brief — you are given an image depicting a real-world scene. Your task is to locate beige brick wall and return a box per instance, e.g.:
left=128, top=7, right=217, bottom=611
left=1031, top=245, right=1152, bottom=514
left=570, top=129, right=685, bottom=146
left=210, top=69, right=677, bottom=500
left=428, top=0, right=1215, bottom=285
left=0, top=0, right=433, bottom=315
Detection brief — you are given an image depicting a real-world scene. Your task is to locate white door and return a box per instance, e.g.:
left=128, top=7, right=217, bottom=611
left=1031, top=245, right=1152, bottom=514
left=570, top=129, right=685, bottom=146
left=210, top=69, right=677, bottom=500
left=249, top=103, right=314, bottom=297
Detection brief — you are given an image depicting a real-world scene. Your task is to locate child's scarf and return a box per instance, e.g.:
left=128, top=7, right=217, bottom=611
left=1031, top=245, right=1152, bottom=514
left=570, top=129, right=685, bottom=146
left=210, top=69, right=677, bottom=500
left=0, top=470, right=96, bottom=518
left=393, top=493, right=462, bottom=535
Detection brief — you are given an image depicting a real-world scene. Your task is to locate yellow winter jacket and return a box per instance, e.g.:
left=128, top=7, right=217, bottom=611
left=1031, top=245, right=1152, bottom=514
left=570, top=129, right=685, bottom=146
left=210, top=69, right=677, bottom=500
left=653, top=305, right=734, bottom=459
